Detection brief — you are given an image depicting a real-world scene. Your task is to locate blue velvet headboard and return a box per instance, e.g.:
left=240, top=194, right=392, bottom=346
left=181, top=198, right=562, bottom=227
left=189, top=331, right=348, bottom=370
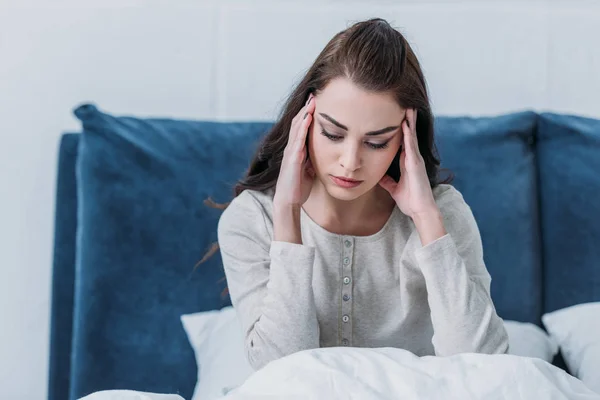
left=48, top=105, right=600, bottom=400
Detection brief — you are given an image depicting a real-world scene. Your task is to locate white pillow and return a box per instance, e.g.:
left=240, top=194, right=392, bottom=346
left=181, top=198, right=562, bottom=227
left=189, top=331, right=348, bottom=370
left=542, top=302, right=600, bottom=394
left=79, top=390, right=184, bottom=400
left=180, top=306, right=253, bottom=400
left=504, top=320, right=559, bottom=362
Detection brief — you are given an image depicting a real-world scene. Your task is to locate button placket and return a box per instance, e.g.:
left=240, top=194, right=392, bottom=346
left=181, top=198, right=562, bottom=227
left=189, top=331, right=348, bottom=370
left=340, top=236, right=354, bottom=346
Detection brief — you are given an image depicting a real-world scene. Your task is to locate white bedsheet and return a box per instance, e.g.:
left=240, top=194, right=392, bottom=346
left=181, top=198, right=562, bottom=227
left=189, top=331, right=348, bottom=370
left=78, top=347, right=600, bottom=400
left=221, top=347, right=599, bottom=399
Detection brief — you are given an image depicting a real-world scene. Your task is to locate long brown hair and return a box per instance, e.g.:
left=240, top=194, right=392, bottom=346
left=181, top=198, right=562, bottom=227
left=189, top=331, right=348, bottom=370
left=198, top=18, right=452, bottom=272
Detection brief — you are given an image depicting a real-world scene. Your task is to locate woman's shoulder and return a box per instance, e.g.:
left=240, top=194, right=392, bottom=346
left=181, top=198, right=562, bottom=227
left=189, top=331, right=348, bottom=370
left=431, top=183, right=479, bottom=236
left=432, top=183, right=464, bottom=205
left=431, top=184, right=472, bottom=220
left=228, top=187, right=275, bottom=215
left=217, top=187, right=275, bottom=235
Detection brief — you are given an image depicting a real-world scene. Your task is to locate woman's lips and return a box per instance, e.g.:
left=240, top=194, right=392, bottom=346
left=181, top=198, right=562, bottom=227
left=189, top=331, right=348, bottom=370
left=330, top=175, right=363, bottom=188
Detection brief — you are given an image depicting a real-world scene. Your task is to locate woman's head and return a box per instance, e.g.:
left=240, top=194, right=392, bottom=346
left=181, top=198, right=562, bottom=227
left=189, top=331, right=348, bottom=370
left=234, top=17, right=447, bottom=199
left=307, top=76, right=405, bottom=202
left=200, top=18, right=451, bottom=270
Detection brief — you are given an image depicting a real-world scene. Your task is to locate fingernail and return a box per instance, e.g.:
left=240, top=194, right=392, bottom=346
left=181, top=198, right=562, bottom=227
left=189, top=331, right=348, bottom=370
left=303, top=112, right=308, bottom=120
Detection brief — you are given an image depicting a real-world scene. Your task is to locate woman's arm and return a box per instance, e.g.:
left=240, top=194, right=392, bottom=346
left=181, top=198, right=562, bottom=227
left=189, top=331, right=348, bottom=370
left=406, top=189, right=509, bottom=356
left=273, top=204, right=303, bottom=244
left=217, top=191, right=320, bottom=370
left=412, top=209, right=447, bottom=246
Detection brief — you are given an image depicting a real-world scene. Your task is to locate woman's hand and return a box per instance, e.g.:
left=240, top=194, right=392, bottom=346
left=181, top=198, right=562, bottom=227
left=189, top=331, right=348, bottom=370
left=273, top=93, right=316, bottom=209
left=378, top=108, right=439, bottom=220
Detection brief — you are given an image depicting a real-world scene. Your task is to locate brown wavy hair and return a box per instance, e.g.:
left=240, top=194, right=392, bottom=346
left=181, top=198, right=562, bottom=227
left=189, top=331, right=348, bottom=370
left=198, top=18, right=452, bottom=283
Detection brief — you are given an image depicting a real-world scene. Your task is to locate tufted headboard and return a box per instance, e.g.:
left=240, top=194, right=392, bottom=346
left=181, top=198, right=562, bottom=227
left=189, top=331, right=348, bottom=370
left=48, top=105, right=600, bottom=400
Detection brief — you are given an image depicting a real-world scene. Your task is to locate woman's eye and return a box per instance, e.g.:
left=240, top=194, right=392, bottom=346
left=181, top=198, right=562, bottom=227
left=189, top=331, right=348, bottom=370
left=367, top=141, right=389, bottom=150
left=321, top=130, right=342, bottom=141
left=321, top=129, right=389, bottom=150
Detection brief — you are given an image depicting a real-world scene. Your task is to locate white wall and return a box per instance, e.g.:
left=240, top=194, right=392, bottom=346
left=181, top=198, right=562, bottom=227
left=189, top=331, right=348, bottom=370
left=1, top=1, right=599, bottom=398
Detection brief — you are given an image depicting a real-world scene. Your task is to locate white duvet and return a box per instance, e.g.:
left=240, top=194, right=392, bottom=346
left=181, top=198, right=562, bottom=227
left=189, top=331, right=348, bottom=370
left=221, top=347, right=599, bottom=400
left=81, top=347, right=599, bottom=400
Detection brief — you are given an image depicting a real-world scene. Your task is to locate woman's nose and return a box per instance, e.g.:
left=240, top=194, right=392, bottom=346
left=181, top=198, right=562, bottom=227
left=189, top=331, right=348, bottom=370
left=339, top=144, right=361, bottom=172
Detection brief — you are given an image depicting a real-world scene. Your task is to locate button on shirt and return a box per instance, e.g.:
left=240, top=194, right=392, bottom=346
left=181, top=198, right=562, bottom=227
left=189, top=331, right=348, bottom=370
left=218, top=184, right=509, bottom=370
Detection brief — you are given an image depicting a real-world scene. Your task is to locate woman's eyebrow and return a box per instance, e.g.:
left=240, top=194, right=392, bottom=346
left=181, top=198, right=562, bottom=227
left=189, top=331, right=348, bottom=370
left=318, top=113, right=400, bottom=136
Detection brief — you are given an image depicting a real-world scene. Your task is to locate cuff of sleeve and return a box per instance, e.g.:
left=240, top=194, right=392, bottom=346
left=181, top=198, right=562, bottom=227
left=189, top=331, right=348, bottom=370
left=269, top=241, right=316, bottom=285
left=414, top=233, right=459, bottom=273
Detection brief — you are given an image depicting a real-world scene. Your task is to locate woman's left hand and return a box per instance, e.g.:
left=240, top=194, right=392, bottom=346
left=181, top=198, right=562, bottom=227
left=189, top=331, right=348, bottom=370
left=378, top=108, right=439, bottom=220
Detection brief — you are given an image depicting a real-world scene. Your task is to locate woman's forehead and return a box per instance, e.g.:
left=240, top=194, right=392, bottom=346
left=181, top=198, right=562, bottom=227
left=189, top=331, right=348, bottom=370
left=316, top=78, right=405, bottom=127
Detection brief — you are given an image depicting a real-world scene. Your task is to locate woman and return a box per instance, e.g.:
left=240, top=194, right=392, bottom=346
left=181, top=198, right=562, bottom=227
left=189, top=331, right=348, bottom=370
left=209, top=18, right=508, bottom=370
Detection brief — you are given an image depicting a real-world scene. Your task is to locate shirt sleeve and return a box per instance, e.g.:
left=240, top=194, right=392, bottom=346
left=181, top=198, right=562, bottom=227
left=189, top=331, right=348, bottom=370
left=410, top=188, right=509, bottom=356
left=217, top=191, right=320, bottom=370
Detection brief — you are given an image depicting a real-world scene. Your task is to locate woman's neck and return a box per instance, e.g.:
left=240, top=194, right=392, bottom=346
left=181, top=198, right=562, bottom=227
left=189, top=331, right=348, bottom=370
left=302, top=180, right=396, bottom=236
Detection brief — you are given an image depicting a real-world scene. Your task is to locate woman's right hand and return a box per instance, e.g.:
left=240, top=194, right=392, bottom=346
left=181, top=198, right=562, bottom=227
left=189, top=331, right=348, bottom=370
left=273, top=93, right=316, bottom=209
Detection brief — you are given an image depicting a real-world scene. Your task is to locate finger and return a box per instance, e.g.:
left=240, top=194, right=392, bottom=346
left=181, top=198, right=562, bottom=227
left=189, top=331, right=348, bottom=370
left=284, top=113, right=312, bottom=165
left=300, top=94, right=316, bottom=128
left=287, top=94, right=314, bottom=146
left=296, top=110, right=313, bottom=155
left=407, top=108, right=415, bottom=126
left=403, top=114, right=421, bottom=167
left=306, top=93, right=316, bottom=113
left=295, top=95, right=315, bottom=147
left=378, top=175, right=396, bottom=194
left=402, top=118, right=414, bottom=158
left=409, top=109, right=419, bottom=153
left=287, top=109, right=304, bottom=146
left=404, top=123, right=420, bottom=169
left=399, top=146, right=406, bottom=175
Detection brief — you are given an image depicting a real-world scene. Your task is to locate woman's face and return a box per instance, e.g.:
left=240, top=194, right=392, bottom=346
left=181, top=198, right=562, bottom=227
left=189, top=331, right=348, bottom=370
left=308, top=77, right=406, bottom=201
